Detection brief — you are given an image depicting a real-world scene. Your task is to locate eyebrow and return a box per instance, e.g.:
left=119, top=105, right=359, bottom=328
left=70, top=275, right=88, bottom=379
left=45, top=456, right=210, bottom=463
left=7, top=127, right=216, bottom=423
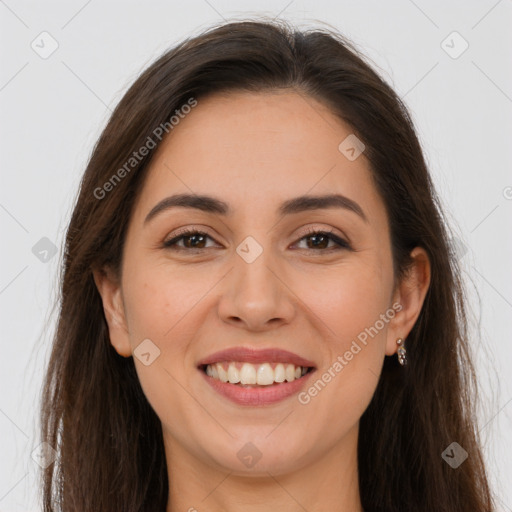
left=144, top=192, right=368, bottom=224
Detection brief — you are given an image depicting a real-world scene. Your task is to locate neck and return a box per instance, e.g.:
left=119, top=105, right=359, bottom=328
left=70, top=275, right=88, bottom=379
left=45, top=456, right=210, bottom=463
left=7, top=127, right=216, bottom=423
left=165, top=424, right=364, bottom=512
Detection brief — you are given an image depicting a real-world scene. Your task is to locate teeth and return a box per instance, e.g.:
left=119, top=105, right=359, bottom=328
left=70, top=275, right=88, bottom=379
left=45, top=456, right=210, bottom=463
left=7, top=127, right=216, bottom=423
left=240, top=363, right=257, bottom=384
left=227, top=364, right=240, bottom=384
left=274, top=363, right=286, bottom=383
left=205, top=361, right=309, bottom=385
left=216, top=363, right=228, bottom=383
left=256, top=363, right=274, bottom=385
left=285, top=364, right=295, bottom=382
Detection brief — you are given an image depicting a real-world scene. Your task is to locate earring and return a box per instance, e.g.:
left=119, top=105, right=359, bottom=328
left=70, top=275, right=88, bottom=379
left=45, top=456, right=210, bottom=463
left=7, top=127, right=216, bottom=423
left=396, top=338, right=407, bottom=366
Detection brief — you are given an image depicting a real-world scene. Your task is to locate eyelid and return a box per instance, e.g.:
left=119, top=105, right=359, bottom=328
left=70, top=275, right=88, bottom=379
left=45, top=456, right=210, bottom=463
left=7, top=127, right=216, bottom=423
left=163, top=225, right=219, bottom=246
left=292, top=225, right=352, bottom=250
left=164, top=224, right=348, bottom=241
left=163, top=223, right=352, bottom=252
left=295, top=224, right=346, bottom=240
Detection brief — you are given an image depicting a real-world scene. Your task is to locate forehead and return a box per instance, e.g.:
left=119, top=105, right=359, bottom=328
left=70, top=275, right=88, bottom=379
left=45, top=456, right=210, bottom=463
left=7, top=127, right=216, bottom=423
left=132, top=91, right=386, bottom=226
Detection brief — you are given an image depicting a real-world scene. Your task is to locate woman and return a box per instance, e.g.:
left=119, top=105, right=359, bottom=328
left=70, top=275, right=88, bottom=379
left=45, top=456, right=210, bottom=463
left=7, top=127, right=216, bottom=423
left=39, top=18, right=494, bottom=511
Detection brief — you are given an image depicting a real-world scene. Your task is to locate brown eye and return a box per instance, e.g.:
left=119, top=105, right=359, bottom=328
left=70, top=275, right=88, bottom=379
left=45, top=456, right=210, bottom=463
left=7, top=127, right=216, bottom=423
left=295, top=229, right=351, bottom=252
left=163, top=230, right=215, bottom=250
left=163, top=228, right=351, bottom=253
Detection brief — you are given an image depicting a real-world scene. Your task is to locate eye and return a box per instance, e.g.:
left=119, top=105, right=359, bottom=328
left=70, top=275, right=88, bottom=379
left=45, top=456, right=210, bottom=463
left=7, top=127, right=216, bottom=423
left=163, top=228, right=218, bottom=250
left=293, top=227, right=351, bottom=252
left=163, top=226, right=351, bottom=253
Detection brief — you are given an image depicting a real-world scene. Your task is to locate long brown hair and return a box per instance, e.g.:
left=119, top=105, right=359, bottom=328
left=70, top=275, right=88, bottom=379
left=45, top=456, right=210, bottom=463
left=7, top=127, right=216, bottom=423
left=39, top=18, right=495, bottom=511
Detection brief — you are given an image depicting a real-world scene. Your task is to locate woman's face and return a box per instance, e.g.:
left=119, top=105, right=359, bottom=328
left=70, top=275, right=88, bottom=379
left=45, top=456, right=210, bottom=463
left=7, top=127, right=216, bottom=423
left=97, top=90, right=415, bottom=476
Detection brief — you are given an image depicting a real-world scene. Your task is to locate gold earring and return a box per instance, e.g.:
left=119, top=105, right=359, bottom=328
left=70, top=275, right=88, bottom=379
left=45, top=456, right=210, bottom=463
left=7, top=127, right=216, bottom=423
left=396, top=338, right=407, bottom=366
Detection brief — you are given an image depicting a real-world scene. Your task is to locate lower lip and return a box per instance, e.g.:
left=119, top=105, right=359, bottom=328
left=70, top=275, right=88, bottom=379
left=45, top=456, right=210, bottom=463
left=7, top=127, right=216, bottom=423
left=200, top=368, right=315, bottom=406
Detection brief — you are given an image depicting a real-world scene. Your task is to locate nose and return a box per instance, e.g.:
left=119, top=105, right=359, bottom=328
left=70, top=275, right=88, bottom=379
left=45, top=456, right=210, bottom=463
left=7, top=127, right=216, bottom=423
left=217, top=246, right=296, bottom=332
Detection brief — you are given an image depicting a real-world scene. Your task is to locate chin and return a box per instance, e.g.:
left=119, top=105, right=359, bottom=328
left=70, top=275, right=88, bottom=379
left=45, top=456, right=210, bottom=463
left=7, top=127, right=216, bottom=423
left=197, top=430, right=312, bottom=476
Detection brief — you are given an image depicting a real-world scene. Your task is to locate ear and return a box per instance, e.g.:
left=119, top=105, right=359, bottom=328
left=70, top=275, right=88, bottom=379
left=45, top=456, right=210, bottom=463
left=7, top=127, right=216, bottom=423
left=385, top=247, right=431, bottom=356
left=92, top=266, right=132, bottom=357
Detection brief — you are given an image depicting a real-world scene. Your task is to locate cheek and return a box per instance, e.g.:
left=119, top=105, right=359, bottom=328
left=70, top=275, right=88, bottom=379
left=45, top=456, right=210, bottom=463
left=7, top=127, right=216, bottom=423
left=120, top=265, right=204, bottom=425
left=298, top=260, right=392, bottom=347
left=294, top=259, right=392, bottom=405
left=122, top=264, right=203, bottom=351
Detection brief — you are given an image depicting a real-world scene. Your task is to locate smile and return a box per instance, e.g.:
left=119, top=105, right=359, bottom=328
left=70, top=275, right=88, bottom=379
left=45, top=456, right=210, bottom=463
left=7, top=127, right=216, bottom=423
left=197, top=347, right=316, bottom=406
left=203, top=361, right=312, bottom=386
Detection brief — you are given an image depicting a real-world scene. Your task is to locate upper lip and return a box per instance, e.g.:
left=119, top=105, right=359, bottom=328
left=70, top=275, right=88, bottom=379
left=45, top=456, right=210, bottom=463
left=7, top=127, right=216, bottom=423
left=197, top=347, right=316, bottom=368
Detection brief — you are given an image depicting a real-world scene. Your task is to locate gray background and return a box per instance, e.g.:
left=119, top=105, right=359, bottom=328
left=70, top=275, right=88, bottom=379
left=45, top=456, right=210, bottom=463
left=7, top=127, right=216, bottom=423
left=0, top=0, right=511, bottom=510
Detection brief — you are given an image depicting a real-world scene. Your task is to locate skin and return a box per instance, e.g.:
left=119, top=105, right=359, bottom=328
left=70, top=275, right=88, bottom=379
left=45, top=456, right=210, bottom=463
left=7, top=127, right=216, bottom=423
left=93, top=90, right=430, bottom=512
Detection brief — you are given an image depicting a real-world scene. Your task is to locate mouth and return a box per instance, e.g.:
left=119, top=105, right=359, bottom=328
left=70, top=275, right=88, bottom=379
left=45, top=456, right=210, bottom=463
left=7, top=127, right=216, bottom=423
left=197, top=347, right=317, bottom=406
left=200, top=361, right=314, bottom=387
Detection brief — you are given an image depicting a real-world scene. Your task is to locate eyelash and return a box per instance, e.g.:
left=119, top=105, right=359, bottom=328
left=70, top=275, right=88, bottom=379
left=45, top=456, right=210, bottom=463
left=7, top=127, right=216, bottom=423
left=163, top=226, right=352, bottom=253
